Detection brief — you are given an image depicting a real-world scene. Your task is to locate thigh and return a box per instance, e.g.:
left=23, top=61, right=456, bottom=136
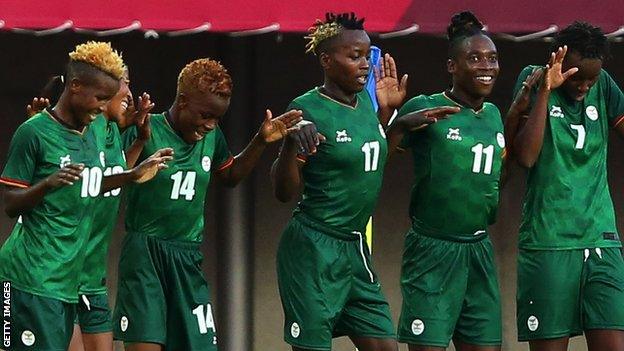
left=454, top=338, right=501, bottom=351
left=164, top=246, right=217, bottom=351
left=454, top=238, right=501, bottom=347
left=81, top=332, right=113, bottom=351
left=586, top=329, right=624, bottom=351
left=67, top=324, right=85, bottom=351
left=350, top=335, right=398, bottom=351
left=517, top=249, right=583, bottom=341
left=276, top=219, right=350, bottom=351
left=124, top=343, right=165, bottom=351
left=583, top=247, right=624, bottom=331
left=397, top=231, right=468, bottom=348
left=528, top=337, right=570, bottom=351
left=6, top=288, right=75, bottom=351
left=112, top=234, right=166, bottom=345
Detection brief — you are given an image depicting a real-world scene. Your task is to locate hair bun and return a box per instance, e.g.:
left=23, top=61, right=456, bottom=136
left=447, top=11, right=484, bottom=40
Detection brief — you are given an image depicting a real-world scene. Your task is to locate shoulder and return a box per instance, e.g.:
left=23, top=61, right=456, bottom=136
left=399, top=94, right=441, bottom=115
left=289, top=88, right=319, bottom=109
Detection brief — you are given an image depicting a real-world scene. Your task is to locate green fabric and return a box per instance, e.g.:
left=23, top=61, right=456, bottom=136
left=277, top=216, right=395, bottom=350
left=289, top=88, right=388, bottom=235
left=122, top=113, right=232, bottom=242
left=517, top=248, right=624, bottom=340
left=76, top=293, right=112, bottom=334
left=397, top=229, right=502, bottom=347
left=0, top=112, right=106, bottom=303
left=112, top=232, right=216, bottom=349
left=398, top=92, right=504, bottom=241
left=514, top=66, right=624, bottom=249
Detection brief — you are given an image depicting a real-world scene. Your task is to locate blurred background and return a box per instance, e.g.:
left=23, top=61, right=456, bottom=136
left=1, top=1, right=623, bottom=350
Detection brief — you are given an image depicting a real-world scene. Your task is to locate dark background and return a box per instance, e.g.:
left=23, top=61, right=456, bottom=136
left=0, top=31, right=622, bottom=350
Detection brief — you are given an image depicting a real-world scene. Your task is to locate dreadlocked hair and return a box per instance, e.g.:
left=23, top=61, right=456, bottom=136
left=447, top=11, right=486, bottom=58
left=177, top=58, right=233, bottom=98
left=553, top=21, right=609, bottom=60
left=305, top=12, right=365, bottom=55
left=68, top=41, right=124, bottom=80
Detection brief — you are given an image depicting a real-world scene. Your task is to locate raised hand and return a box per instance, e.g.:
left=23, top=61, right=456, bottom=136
left=397, top=106, right=461, bottom=131
left=45, top=163, right=84, bottom=188
left=374, top=53, right=408, bottom=110
left=132, top=148, right=174, bottom=183
left=135, top=92, right=154, bottom=141
left=259, top=109, right=303, bottom=143
left=543, top=46, right=578, bottom=90
left=286, top=120, right=326, bottom=155
left=26, top=97, right=50, bottom=118
left=510, top=67, right=544, bottom=114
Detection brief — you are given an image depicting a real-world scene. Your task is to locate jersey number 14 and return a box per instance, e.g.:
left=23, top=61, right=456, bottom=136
left=170, top=171, right=197, bottom=201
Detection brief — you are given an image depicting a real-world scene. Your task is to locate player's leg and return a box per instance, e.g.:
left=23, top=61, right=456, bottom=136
left=583, top=247, right=624, bottom=351
left=350, top=336, right=397, bottom=351
left=517, top=249, right=582, bottom=350
left=277, top=217, right=349, bottom=351
left=124, top=343, right=164, bottom=351
left=397, top=230, right=467, bottom=350
left=453, top=237, right=501, bottom=351
left=407, top=346, right=444, bottom=351
left=76, top=293, right=113, bottom=351
left=112, top=233, right=167, bottom=348
left=68, top=324, right=85, bottom=351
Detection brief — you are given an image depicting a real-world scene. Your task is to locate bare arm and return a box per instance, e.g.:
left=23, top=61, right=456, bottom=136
left=271, top=138, right=304, bottom=202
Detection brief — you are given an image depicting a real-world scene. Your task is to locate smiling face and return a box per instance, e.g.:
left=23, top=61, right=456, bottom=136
left=560, top=50, right=602, bottom=101
left=103, top=71, right=131, bottom=123
left=448, top=34, right=499, bottom=100
left=68, top=72, right=120, bottom=127
left=175, top=91, right=230, bottom=144
left=320, top=29, right=371, bottom=95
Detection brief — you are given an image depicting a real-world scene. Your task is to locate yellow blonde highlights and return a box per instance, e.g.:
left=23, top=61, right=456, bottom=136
left=69, top=41, right=125, bottom=80
left=177, top=58, right=233, bottom=98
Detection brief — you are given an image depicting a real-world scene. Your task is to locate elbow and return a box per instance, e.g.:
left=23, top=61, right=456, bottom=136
left=515, top=152, right=536, bottom=168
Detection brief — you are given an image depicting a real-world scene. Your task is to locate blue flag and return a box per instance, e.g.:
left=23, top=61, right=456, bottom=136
left=365, top=45, right=382, bottom=112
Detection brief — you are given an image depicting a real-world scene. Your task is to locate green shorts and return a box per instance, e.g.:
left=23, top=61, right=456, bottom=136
left=2, top=286, right=76, bottom=350
left=112, top=233, right=217, bottom=350
left=397, top=230, right=502, bottom=347
left=517, top=247, right=624, bottom=341
left=277, top=215, right=395, bottom=351
left=74, top=293, right=112, bottom=334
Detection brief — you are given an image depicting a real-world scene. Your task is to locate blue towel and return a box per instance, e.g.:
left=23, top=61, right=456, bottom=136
left=365, top=46, right=382, bottom=112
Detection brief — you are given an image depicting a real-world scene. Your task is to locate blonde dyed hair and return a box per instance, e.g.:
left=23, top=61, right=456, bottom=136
left=69, top=41, right=125, bottom=80
left=177, top=58, right=233, bottom=98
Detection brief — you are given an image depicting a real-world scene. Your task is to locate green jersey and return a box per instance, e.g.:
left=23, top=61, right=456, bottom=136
left=79, top=120, right=127, bottom=294
left=122, top=113, right=232, bottom=242
left=290, top=88, right=388, bottom=234
left=514, top=66, right=624, bottom=250
left=398, top=93, right=504, bottom=242
left=0, top=112, right=106, bottom=303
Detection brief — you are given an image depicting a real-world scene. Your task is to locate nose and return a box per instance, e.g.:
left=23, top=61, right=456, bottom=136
left=360, top=57, right=370, bottom=71
left=579, top=81, right=591, bottom=93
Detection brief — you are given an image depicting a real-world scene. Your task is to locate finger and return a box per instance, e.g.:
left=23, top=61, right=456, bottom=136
left=560, top=45, right=568, bottom=61
left=562, top=67, right=579, bottom=80
left=61, top=172, right=81, bottom=181
left=399, top=74, right=408, bottom=92
left=378, top=57, right=386, bottom=79
left=423, top=106, right=461, bottom=116
left=386, top=54, right=398, bottom=79
left=303, top=128, right=317, bottom=153
left=374, top=64, right=381, bottom=83
left=317, top=133, right=327, bottom=142
left=59, top=179, right=74, bottom=186
left=265, top=109, right=273, bottom=122
left=65, top=163, right=85, bottom=171
left=548, top=51, right=556, bottom=67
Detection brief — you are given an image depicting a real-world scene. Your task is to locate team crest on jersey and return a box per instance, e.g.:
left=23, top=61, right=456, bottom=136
left=120, top=316, right=129, bottom=332
left=201, top=156, right=212, bottom=172
left=411, top=319, right=425, bottom=335
left=549, top=105, right=564, bottom=118
left=99, top=151, right=106, bottom=168
left=59, top=154, right=71, bottom=168
left=527, top=315, right=539, bottom=331
left=446, top=128, right=462, bottom=141
left=21, top=330, right=35, bottom=346
left=378, top=124, right=386, bottom=139
left=496, top=132, right=506, bottom=148
left=586, top=105, right=599, bottom=121
left=290, top=322, right=300, bottom=338
left=336, top=130, right=352, bottom=143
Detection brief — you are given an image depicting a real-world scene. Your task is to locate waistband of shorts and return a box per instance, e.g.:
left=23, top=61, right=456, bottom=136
left=410, top=219, right=488, bottom=243
left=128, top=231, right=201, bottom=250
left=293, top=214, right=361, bottom=241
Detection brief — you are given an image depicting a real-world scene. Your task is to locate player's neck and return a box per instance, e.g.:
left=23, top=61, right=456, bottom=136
left=50, top=100, right=85, bottom=132
left=321, top=80, right=357, bottom=107
left=448, top=87, right=485, bottom=111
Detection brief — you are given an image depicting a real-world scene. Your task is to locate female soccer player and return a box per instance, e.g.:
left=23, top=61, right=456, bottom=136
left=387, top=11, right=503, bottom=351
left=0, top=41, right=171, bottom=351
left=112, top=58, right=302, bottom=351
left=508, top=22, right=624, bottom=351
left=272, top=12, right=406, bottom=351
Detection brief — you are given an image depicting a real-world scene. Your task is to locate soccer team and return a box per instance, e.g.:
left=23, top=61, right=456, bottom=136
left=1, top=9, right=623, bottom=351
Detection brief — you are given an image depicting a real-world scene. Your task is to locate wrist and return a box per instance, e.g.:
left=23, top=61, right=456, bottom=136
left=253, top=132, right=269, bottom=146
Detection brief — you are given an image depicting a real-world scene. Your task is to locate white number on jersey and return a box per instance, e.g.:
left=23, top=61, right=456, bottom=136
left=361, top=141, right=380, bottom=172
left=102, top=165, right=125, bottom=197
left=192, top=304, right=216, bottom=335
left=80, top=167, right=103, bottom=198
left=570, top=124, right=586, bottom=149
left=471, top=143, right=494, bottom=175
left=170, top=171, right=197, bottom=201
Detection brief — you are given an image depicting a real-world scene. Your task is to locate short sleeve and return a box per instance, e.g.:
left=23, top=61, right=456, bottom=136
left=213, top=127, right=234, bottom=171
left=602, top=70, right=624, bottom=127
left=0, top=123, right=40, bottom=188
left=395, top=95, right=429, bottom=150
left=121, top=124, right=138, bottom=150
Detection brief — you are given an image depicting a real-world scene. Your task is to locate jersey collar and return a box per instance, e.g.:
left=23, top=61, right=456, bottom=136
left=442, top=90, right=485, bottom=115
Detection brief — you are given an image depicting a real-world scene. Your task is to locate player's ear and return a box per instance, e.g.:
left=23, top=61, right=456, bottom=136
left=69, top=78, right=82, bottom=94
left=178, top=93, right=188, bottom=109
left=447, top=58, right=456, bottom=74
left=319, top=52, right=331, bottom=70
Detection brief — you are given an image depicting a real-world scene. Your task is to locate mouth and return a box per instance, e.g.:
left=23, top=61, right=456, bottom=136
left=120, top=100, right=129, bottom=111
left=356, top=75, right=368, bottom=85
left=475, top=75, right=495, bottom=85
left=194, top=130, right=207, bottom=140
